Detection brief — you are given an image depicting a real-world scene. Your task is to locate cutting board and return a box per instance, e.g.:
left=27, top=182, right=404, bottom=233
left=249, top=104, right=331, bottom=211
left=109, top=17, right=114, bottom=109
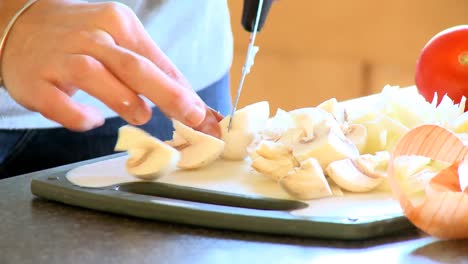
left=31, top=87, right=420, bottom=240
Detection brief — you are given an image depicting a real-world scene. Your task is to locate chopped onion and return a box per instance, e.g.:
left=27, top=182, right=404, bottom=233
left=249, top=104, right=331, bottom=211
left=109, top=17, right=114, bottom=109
left=388, top=124, right=468, bottom=239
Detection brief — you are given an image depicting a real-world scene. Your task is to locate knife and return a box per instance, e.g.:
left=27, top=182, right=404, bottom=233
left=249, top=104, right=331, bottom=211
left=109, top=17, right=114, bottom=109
left=228, top=0, right=274, bottom=131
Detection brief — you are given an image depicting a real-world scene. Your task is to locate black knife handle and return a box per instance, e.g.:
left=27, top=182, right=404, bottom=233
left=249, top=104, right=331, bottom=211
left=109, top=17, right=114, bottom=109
left=241, top=0, right=275, bottom=32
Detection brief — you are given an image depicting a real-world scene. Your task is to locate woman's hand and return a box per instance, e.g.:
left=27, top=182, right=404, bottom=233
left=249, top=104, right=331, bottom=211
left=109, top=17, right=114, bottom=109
left=1, top=0, right=218, bottom=135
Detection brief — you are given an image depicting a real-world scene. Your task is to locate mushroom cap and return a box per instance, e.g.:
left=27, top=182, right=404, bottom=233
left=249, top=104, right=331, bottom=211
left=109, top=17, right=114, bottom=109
left=126, top=146, right=180, bottom=180
left=177, top=135, right=225, bottom=169
left=325, top=158, right=383, bottom=193
left=280, top=158, right=333, bottom=200
left=114, top=125, right=180, bottom=180
left=172, top=120, right=225, bottom=169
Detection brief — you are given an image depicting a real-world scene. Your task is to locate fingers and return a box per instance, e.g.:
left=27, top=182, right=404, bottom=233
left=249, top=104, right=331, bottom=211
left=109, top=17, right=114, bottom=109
left=93, top=2, right=191, bottom=88
left=127, top=31, right=192, bottom=89
left=59, top=54, right=152, bottom=126
left=83, top=35, right=207, bottom=127
left=28, top=81, right=105, bottom=131
left=193, top=107, right=223, bottom=138
left=60, top=52, right=223, bottom=137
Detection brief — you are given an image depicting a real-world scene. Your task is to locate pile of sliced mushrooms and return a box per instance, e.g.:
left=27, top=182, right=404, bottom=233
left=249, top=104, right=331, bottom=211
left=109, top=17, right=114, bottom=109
left=115, top=85, right=468, bottom=201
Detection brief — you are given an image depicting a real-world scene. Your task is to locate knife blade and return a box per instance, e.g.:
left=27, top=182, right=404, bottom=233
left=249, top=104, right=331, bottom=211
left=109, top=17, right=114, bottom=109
left=227, top=0, right=265, bottom=131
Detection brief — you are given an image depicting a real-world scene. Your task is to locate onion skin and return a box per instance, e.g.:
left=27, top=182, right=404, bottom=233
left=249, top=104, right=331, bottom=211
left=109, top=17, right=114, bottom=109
left=388, top=124, right=468, bottom=239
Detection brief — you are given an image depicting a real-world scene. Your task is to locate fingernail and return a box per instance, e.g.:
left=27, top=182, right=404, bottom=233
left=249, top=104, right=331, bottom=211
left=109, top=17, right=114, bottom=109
left=184, top=101, right=206, bottom=126
left=133, top=103, right=152, bottom=125
left=207, top=106, right=224, bottom=122
left=122, top=100, right=151, bottom=125
left=194, top=108, right=222, bottom=138
left=197, top=123, right=221, bottom=138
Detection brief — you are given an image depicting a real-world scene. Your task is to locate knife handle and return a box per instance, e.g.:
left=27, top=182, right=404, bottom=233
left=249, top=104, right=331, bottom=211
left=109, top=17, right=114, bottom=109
left=241, top=0, right=275, bottom=32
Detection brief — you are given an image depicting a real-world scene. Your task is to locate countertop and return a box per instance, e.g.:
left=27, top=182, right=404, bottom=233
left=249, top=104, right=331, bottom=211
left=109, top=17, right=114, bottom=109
left=1, top=160, right=468, bottom=264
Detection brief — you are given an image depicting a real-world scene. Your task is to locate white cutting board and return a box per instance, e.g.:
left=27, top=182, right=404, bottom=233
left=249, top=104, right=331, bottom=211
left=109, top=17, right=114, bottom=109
left=67, top=155, right=403, bottom=218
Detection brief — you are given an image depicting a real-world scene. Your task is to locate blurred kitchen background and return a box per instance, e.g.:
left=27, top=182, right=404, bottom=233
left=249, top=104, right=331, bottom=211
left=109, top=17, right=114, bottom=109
left=228, top=0, right=468, bottom=114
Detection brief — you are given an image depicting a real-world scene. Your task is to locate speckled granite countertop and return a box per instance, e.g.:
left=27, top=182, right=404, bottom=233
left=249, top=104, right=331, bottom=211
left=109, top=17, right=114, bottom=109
left=1, top=159, right=468, bottom=264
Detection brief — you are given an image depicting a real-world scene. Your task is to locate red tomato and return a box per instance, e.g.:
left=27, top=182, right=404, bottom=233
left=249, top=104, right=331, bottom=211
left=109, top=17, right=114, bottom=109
left=415, top=25, right=468, bottom=107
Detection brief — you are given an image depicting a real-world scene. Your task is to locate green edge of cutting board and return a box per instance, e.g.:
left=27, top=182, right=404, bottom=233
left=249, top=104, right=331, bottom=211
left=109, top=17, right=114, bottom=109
left=30, top=153, right=415, bottom=241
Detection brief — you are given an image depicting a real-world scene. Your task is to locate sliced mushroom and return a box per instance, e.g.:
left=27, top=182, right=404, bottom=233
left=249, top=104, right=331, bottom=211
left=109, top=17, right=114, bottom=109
left=250, top=140, right=298, bottom=181
left=114, top=125, right=180, bottom=180
left=168, top=120, right=225, bottom=169
left=277, top=128, right=306, bottom=146
left=164, top=131, right=188, bottom=148
left=251, top=155, right=297, bottom=181
left=279, top=158, right=333, bottom=200
left=221, top=130, right=255, bottom=161
left=261, top=108, right=295, bottom=140
left=219, top=101, right=270, bottom=160
left=326, top=177, right=344, bottom=196
left=288, top=107, right=341, bottom=138
left=325, top=157, right=384, bottom=193
left=353, top=151, right=390, bottom=178
left=317, top=97, right=347, bottom=124
left=255, top=140, right=292, bottom=159
left=343, top=123, right=367, bottom=154
left=292, top=127, right=359, bottom=169
left=283, top=107, right=359, bottom=167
